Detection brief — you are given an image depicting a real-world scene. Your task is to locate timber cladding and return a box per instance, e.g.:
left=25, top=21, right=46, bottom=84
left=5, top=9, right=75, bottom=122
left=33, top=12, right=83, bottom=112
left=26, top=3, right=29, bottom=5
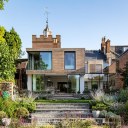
left=26, top=48, right=85, bottom=75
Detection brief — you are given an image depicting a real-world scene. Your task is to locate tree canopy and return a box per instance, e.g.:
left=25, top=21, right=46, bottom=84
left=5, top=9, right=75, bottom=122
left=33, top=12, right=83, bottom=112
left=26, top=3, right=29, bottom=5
left=0, top=26, right=22, bottom=82
left=0, top=0, right=8, bottom=10
left=4, top=27, right=22, bottom=59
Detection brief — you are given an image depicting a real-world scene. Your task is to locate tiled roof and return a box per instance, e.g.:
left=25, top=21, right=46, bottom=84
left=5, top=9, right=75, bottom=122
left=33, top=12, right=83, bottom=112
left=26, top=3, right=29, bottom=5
left=85, top=50, right=106, bottom=61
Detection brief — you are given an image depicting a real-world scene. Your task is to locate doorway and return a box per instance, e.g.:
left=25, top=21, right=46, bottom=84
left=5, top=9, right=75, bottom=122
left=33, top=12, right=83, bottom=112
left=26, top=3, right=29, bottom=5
left=57, top=82, right=68, bottom=93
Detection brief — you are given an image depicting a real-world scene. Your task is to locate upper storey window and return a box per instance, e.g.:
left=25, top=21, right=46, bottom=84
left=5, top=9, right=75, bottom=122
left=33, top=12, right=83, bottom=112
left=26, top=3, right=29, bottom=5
left=90, top=64, right=102, bottom=73
left=40, top=52, right=52, bottom=70
left=64, top=51, right=76, bottom=70
left=28, top=52, right=52, bottom=70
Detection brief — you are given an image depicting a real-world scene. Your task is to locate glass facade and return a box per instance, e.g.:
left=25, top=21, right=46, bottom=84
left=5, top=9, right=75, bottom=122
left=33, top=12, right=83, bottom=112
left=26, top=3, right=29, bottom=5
left=68, top=75, right=80, bottom=93
left=84, top=74, right=106, bottom=90
left=32, top=74, right=45, bottom=91
left=64, top=52, right=75, bottom=70
left=28, top=52, right=52, bottom=70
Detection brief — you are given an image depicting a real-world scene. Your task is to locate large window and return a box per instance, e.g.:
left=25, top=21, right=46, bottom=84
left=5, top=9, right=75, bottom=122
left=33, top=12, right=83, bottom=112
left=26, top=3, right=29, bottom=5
left=64, top=51, right=75, bottom=70
left=32, top=74, right=45, bottom=91
left=40, top=52, right=52, bottom=70
left=28, top=52, right=52, bottom=70
left=90, top=64, right=102, bottom=73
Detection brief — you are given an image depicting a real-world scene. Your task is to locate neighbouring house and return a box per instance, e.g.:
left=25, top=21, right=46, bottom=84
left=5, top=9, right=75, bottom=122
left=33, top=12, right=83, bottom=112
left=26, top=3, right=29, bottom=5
left=101, top=36, right=128, bottom=65
left=26, top=22, right=85, bottom=94
left=107, top=49, right=128, bottom=89
left=100, top=37, right=128, bottom=90
left=84, top=50, right=108, bottom=90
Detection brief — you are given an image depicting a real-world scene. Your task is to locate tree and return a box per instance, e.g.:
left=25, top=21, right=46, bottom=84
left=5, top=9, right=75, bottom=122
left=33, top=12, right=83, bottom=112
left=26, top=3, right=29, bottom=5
left=4, top=27, right=22, bottom=59
left=0, top=27, right=15, bottom=82
left=119, top=61, right=128, bottom=88
left=0, top=26, right=22, bottom=82
left=0, top=0, right=8, bottom=10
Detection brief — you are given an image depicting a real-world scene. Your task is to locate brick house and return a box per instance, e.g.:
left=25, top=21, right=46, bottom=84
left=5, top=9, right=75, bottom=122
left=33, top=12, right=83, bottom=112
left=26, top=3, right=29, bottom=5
left=108, top=49, right=128, bottom=89
left=84, top=50, right=108, bottom=90
left=26, top=23, right=85, bottom=93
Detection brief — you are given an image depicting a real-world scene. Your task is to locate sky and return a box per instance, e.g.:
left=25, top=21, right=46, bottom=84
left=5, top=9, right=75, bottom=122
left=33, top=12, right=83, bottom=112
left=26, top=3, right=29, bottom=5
left=0, top=0, right=128, bottom=58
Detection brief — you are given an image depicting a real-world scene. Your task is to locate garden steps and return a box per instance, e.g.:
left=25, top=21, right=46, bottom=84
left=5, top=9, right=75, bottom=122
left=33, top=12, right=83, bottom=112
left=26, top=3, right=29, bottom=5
left=31, top=103, right=93, bottom=125
left=48, top=93, right=79, bottom=100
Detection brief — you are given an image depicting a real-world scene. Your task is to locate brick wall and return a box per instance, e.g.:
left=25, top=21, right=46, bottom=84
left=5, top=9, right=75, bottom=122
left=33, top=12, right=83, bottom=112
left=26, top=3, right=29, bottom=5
left=32, top=35, right=61, bottom=48
left=108, top=50, right=128, bottom=89
left=109, top=62, right=116, bottom=73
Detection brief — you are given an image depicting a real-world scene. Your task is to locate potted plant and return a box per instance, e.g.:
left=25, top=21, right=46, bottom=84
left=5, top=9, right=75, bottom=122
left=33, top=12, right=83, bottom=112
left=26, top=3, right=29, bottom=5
left=92, top=109, right=100, bottom=118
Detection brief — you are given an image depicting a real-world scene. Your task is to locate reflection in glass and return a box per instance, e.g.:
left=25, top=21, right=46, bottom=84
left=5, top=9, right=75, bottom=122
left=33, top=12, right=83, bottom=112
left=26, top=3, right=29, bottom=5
left=65, top=52, right=75, bottom=69
left=28, top=52, right=52, bottom=70
left=40, top=52, right=52, bottom=70
left=33, top=74, right=45, bottom=91
left=84, top=74, right=106, bottom=90
left=68, top=75, right=79, bottom=93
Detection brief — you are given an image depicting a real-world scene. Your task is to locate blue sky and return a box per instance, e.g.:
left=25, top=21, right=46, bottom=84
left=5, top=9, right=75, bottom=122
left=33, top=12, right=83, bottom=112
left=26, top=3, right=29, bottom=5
left=0, top=0, right=128, bottom=58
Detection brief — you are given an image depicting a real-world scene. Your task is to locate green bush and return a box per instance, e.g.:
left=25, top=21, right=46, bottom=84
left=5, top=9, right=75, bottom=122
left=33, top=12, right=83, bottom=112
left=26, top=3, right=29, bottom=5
left=92, top=102, right=108, bottom=111
left=18, top=98, right=36, bottom=113
left=118, top=89, right=128, bottom=102
left=56, top=118, right=96, bottom=128
left=14, top=107, right=29, bottom=118
left=0, top=98, right=17, bottom=118
left=0, top=111, right=7, bottom=119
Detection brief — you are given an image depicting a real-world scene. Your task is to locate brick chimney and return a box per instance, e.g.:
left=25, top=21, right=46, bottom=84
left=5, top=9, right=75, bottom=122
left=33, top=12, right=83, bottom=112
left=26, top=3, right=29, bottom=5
left=101, top=36, right=106, bottom=54
left=106, top=39, right=110, bottom=53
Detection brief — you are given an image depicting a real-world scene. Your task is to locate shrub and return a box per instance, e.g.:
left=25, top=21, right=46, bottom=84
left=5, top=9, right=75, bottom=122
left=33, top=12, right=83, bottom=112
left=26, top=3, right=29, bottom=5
left=0, top=98, right=16, bottom=118
left=56, top=118, right=96, bottom=128
left=92, top=102, right=108, bottom=111
left=99, top=110, right=107, bottom=118
left=90, top=89, right=105, bottom=102
left=14, top=107, right=29, bottom=118
left=118, top=89, right=128, bottom=102
left=0, top=111, right=7, bottom=119
left=17, top=98, right=36, bottom=113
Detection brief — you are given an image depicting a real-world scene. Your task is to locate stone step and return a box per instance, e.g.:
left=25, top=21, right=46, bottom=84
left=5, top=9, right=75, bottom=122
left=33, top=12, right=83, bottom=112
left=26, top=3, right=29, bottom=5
left=48, top=94, right=78, bottom=100
left=36, top=105, right=90, bottom=108
left=33, top=103, right=92, bottom=125
left=36, top=103, right=90, bottom=106
left=36, top=103, right=90, bottom=111
left=32, top=113, right=93, bottom=119
left=35, top=109, right=91, bottom=113
left=31, top=117, right=105, bottom=126
left=48, top=97, right=78, bottom=100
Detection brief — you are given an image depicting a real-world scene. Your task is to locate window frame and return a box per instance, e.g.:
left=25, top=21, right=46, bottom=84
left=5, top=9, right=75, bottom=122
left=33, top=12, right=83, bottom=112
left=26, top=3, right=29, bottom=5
left=64, top=51, right=76, bottom=70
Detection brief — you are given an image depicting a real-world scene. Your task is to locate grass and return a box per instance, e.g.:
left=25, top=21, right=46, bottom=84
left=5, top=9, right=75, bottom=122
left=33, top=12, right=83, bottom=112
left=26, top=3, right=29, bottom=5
left=35, top=99, right=93, bottom=103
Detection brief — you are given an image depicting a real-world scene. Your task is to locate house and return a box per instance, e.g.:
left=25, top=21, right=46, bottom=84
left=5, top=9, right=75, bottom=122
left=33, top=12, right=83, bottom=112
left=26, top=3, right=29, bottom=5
left=108, top=49, right=128, bottom=89
left=84, top=50, right=108, bottom=90
left=100, top=37, right=128, bottom=89
left=26, top=22, right=85, bottom=93
left=101, top=36, right=128, bottom=65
